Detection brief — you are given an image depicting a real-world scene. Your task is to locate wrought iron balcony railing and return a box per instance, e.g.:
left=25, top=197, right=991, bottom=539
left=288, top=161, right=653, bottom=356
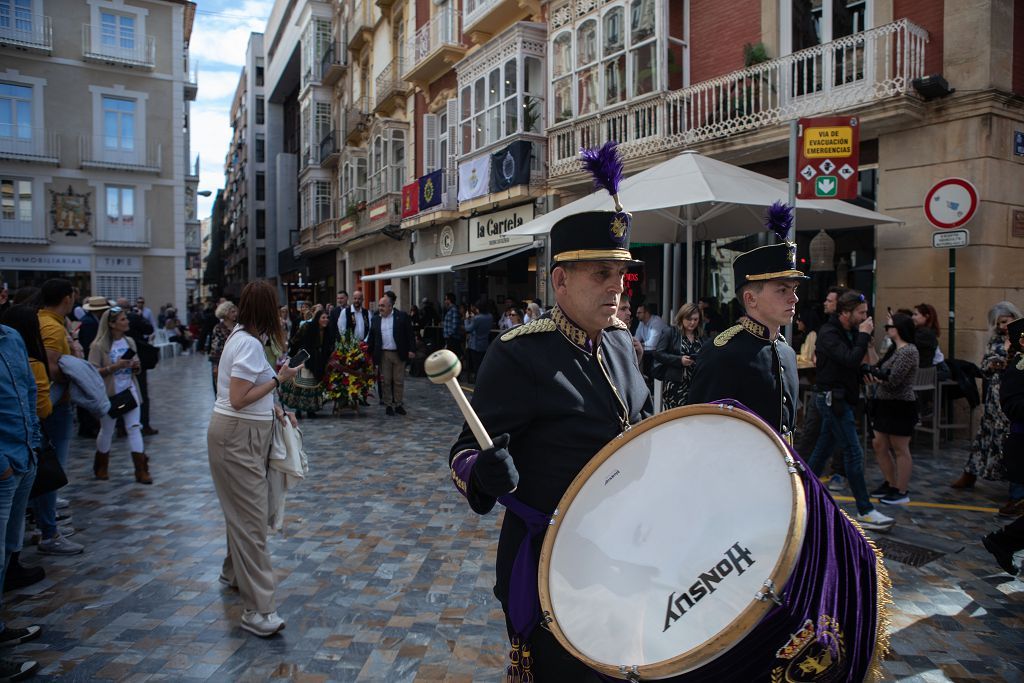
left=80, top=135, right=162, bottom=173
left=0, top=126, right=59, bottom=163
left=82, top=23, right=156, bottom=68
left=548, top=19, right=928, bottom=178
left=374, top=58, right=407, bottom=111
left=0, top=11, right=51, bottom=51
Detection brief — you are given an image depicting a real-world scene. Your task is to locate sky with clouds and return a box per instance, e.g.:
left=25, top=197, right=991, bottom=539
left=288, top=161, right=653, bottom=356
left=190, top=0, right=272, bottom=220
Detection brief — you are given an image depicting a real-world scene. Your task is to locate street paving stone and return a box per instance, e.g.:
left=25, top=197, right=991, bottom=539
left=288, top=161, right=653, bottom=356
left=6, top=354, right=1023, bottom=681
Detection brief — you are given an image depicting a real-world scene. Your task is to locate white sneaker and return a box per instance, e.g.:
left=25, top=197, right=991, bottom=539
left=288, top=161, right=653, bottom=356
left=240, top=610, right=285, bottom=637
left=856, top=509, right=895, bottom=531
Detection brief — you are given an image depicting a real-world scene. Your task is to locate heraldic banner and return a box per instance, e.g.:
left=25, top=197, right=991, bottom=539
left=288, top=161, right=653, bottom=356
left=458, top=155, right=491, bottom=202
left=489, top=140, right=532, bottom=193
left=418, top=169, right=444, bottom=210
left=401, top=180, right=420, bottom=218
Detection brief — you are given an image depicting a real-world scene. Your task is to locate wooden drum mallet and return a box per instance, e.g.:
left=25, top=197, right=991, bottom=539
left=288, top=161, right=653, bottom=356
left=425, top=349, right=494, bottom=450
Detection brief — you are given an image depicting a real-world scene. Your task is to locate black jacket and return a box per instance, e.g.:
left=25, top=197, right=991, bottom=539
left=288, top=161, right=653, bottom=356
left=295, top=322, right=335, bottom=379
left=1000, top=356, right=1024, bottom=484
left=368, top=309, right=415, bottom=365
left=449, top=307, right=652, bottom=609
left=78, top=313, right=99, bottom=355
left=328, top=305, right=370, bottom=347
left=814, top=314, right=871, bottom=401
left=686, top=316, right=799, bottom=436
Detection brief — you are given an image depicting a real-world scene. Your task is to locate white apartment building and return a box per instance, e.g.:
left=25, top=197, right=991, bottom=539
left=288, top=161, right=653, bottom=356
left=0, top=0, right=197, bottom=310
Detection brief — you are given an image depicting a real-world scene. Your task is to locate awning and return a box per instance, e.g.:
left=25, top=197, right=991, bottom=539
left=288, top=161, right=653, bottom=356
left=360, top=241, right=538, bottom=281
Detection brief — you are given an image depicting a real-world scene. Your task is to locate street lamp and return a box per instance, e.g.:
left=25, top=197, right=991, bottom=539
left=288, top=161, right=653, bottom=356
left=197, top=190, right=213, bottom=197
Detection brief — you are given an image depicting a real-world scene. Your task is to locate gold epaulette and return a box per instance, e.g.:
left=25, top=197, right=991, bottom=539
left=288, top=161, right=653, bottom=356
left=501, top=318, right=556, bottom=341
left=713, top=324, right=744, bottom=347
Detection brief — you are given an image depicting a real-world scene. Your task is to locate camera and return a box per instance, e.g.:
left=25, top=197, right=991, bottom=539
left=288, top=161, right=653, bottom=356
left=861, top=364, right=891, bottom=381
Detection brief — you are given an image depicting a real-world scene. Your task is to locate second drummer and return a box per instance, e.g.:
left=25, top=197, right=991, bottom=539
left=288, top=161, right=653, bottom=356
left=447, top=144, right=652, bottom=681
left=686, top=204, right=807, bottom=439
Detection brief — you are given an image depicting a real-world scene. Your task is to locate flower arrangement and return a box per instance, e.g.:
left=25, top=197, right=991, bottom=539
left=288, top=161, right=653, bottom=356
left=323, top=337, right=376, bottom=408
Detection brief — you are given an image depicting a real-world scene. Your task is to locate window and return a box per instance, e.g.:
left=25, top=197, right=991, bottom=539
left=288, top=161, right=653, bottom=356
left=255, top=135, right=265, bottom=163
left=368, top=129, right=405, bottom=199
left=784, top=0, right=871, bottom=93
left=256, top=209, right=266, bottom=238
left=255, top=173, right=265, bottom=201
left=255, top=62, right=265, bottom=87
left=548, top=0, right=674, bottom=121
left=437, top=110, right=448, bottom=173
left=103, top=96, right=135, bottom=151
left=458, top=55, right=545, bottom=154
left=0, top=82, right=31, bottom=140
left=101, top=10, right=136, bottom=51
left=341, top=156, right=367, bottom=211
left=0, top=176, right=31, bottom=229
left=315, top=101, right=331, bottom=150
left=0, top=0, right=33, bottom=35
left=255, top=97, right=265, bottom=125
left=105, top=186, right=135, bottom=226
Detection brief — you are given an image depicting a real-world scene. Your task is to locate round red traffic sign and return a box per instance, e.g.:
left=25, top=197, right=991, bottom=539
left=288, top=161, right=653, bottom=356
left=924, top=178, right=978, bottom=229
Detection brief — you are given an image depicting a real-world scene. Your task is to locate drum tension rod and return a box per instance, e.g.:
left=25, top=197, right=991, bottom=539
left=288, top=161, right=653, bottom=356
left=754, top=579, right=785, bottom=606
left=539, top=611, right=553, bottom=631
left=618, top=665, right=641, bottom=681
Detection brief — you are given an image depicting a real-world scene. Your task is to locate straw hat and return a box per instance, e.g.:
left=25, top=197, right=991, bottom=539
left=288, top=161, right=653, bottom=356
left=82, top=296, right=112, bottom=312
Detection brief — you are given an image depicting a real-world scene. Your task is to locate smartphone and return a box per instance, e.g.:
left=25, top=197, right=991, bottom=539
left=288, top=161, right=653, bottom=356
left=121, top=348, right=136, bottom=361
left=288, top=348, right=310, bottom=368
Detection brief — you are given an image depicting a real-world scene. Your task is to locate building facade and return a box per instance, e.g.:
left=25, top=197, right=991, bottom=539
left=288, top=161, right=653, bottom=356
left=249, top=0, right=1023, bottom=363
left=220, top=32, right=268, bottom=298
left=0, top=0, right=197, bottom=312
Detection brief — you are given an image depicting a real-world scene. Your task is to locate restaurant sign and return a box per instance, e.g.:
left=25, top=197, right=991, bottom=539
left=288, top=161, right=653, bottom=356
left=468, top=204, right=534, bottom=252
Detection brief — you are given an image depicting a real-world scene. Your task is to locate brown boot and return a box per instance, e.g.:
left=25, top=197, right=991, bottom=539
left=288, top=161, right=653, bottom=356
left=93, top=451, right=110, bottom=480
left=131, top=452, right=152, bottom=485
left=950, top=472, right=976, bottom=489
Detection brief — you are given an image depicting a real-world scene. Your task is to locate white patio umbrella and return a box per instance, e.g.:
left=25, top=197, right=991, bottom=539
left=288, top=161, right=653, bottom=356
left=507, top=150, right=902, bottom=301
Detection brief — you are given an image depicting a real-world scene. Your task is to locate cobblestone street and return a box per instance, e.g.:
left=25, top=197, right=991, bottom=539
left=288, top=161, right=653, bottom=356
left=6, top=353, right=1023, bottom=681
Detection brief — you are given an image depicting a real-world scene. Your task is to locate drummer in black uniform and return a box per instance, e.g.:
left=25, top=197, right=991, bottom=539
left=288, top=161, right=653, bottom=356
left=686, top=212, right=807, bottom=439
left=447, top=145, right=652, bottom=681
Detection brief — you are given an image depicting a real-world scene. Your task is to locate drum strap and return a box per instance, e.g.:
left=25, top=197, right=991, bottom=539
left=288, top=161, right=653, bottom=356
left=498, top=494, right=552, bottom=640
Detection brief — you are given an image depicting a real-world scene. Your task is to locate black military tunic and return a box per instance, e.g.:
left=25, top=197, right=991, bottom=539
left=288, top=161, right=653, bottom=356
left=449, top=305, right=652, bottom=613
left=685, top=316, right=799, bottom=438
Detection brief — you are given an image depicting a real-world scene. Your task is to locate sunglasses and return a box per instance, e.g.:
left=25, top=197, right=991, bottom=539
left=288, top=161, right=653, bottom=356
left=109, top=306, right=123, bottom=315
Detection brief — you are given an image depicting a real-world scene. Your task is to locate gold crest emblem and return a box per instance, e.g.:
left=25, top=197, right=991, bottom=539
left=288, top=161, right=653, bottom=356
left=771, top=615, right=845, bottom=683
left=609, top=216, right=627, bottom=238
left=424, top=178, right=435, bottom=204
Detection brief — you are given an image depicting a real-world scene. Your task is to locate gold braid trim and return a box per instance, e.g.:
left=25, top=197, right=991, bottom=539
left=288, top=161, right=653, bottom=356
left=839, top=509, right=893, bottom=683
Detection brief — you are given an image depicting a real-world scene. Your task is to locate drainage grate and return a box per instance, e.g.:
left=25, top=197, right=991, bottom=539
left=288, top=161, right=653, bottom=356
left=873, top=537, right=947, bottom=567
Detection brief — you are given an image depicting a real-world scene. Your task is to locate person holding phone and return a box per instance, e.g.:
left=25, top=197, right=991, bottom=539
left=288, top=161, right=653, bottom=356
left=89, top=306, right=150, bottom=484
left=208, top=280, right=299, bottom=637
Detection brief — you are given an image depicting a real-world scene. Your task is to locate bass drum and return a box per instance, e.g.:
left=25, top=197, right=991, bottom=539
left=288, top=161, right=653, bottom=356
left=537, top=403, right=888, bottom=681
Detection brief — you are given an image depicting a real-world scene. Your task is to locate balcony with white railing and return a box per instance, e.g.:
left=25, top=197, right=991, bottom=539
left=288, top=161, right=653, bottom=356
left=184, top=56, right=198, bottom=100
left=94, top=218, right=152, bottom=248
left=402, top=6, right=465, bottom=87
left=80, top=136, right=162, bottom=174
left=374, top=58, right=408, bottom=113
left=548, top=19, right=928, bottom=179
left=0, top=12, right=52, bottom=52
left=0, top=127, right=60, bottom=164
left=321, top=41, right=348, bottom=86
left=82, top=23, right=156, bottom=68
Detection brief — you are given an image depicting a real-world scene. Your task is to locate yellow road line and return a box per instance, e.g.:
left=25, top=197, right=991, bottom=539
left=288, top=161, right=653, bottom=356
left=831, top=495, right=999, bottom=514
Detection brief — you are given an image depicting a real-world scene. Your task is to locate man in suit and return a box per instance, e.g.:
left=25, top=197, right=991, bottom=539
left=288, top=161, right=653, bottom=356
left=328, top=289, right=370, bottom=347
left=368, top=294, right=415, bottom=416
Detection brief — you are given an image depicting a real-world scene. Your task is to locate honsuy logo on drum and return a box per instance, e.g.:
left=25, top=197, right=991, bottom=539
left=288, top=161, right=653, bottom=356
left=663, top=542, right=755, bottom=632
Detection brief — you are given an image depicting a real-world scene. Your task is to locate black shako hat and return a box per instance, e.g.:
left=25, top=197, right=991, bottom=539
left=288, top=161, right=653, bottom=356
left=550, top=142, right=642, bottom=267
left=733, top=201, right=809, bottom=285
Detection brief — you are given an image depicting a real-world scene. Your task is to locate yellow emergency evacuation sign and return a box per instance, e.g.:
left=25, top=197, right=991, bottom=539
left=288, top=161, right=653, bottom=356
left=796, top=116, right=860, bottom=199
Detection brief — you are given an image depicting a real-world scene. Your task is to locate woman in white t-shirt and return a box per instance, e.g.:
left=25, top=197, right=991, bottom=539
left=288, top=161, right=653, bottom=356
left=208, top=280, right=299, bottom=638
left=89, top=306, right=148, bottom=483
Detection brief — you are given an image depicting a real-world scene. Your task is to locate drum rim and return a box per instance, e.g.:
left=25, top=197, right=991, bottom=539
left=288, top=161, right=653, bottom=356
left=537, top=403, right=808, bottom=679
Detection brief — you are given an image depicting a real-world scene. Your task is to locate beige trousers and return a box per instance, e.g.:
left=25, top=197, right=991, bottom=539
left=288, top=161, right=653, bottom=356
left=207, top=411, right=276, bottom=613
left=381, top=350, right=405, bottom=407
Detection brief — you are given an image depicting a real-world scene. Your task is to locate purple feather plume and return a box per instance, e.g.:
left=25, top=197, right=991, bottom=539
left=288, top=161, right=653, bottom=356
left=765, top=200, right=794, bottom=241
left=580, top=141, right=624, bottom=210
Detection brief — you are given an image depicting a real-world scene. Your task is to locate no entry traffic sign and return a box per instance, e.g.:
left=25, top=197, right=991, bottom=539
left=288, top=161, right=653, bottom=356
left=924, top=178, right=978, bottom=229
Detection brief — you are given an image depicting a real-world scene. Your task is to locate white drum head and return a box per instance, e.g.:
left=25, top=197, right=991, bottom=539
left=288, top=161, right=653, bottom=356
left=538, top=405, right=806, bottom=679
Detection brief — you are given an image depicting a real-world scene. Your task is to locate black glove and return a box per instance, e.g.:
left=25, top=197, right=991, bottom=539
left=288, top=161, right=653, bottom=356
left=471, top=433, right=519, bottom=498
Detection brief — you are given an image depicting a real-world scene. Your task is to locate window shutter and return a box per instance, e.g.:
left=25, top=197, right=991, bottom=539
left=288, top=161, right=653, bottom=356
left=423, top=113, right=438, bottom=172
left=445, top=97, right=459, bottom=188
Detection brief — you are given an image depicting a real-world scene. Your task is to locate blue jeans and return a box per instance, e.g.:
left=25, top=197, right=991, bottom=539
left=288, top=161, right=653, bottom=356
left=31, top=400, right=72, bottom=539
left=806, top=393, right=875, bottom=515
left=0, top=462, right=37, bottom=631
